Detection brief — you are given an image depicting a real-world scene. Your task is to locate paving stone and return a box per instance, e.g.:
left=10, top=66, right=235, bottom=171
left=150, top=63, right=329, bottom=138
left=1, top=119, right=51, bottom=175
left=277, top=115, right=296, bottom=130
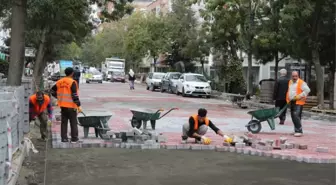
left=140, top=144, right=148, bottom=149
left=296, top=156, right=304, bottom=162
left=265, top=140, right=274, bottom=146
left=120, top=143, right=126, bottom=148
left=177, top=144, right=191, bottom=150
left=258, top=140, right=267, bottom=146
left=294, top=143, right=300, bottom=149
left=281, top=154, right=289, bottom=160
left=229, top=147, right=236, bottom=152
left=113, top=143, right=120, bottom=148
left=289, top=155, right=297, bottom=161
left=236, top=148, right=243, bottom=154
left=160, top=144, right=166, bottom=149
left=127, top=139, right=135, bottom=143
left=144, top=140, right=156, bottom=145
left=280, top=144, right=286, bottom=150
left=272, top=153, right=281, bottom=159
left=316, top=146, right=329, bottom=153
left=125, top=143, right=132, bottom=149
left=250, top=150, right=257, bottom=155
left=215, top=146, right=226, bottom=152
left=251, top=143, right=256, bottom=148
left=82, top=143, right=92, bottom=148
left=279, top=137, right=287, bottom=144
left=165, top=144, right=177, bottom=150
left=328, top=158, right=336, bottom=163
left=151, top=143, right=160, bottom=149
left=223, top=142, right=231, bottom=146
left=131, top=144, right=141, bottom=149
left=99, top=143, right=106, bottom=148
left=191, top=145, right=202, bottom=150
left=157, top=135, right=167, bottom=143
left=112, top=138, right=122, bottom=143
left=235, top=142, right=245, bottom=149
left=243, top=148, right=250, bottom=155
left=299, top=144, right=308, bottom=150
left=264, top=152, right=272, bottom=157
left=201, top=145, right=215, bottom=150
left=285, top=143, right=294, bottom=149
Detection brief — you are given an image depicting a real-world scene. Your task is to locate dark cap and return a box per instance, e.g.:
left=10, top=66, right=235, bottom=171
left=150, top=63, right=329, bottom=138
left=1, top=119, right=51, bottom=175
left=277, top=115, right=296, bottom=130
left=198, top=108, right=207, bottom=117
left=65, top=67, right=74, bottom=76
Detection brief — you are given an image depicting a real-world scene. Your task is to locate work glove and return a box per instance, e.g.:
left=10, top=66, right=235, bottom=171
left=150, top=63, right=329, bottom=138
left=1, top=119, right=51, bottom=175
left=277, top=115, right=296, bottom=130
left=201, top=136, right=212, bottom=145
left=47, top=120, right=52, bottom=126
left=223, top=135, right=233, bottom=144
left=292, top=95, right=300, bottom=101
left=77, top=106, right=83, bottom=113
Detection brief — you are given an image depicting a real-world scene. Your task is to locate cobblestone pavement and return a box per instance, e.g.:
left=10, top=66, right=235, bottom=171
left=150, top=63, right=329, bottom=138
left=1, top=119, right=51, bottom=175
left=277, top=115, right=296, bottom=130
left=51, top=83, right=336, bottom=163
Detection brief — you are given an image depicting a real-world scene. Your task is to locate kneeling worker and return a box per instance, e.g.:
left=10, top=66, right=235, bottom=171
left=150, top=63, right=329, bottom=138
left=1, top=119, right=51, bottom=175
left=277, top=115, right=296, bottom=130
left=29, top=91, right=53, bottom=141
left=182, top=108, right=232, bottom=144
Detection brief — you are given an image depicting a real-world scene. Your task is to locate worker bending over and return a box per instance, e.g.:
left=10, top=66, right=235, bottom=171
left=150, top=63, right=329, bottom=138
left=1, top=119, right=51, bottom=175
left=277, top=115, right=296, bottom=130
left=182, top=108, right=232, bottom=144
left=51, top=67, right=82, bottom=143
left=29, top=91, right=53, bottom=141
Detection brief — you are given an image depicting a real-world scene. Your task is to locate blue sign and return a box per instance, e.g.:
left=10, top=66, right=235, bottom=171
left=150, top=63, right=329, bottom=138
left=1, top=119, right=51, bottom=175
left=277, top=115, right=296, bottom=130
left=59, top=60, right=73, bottom=76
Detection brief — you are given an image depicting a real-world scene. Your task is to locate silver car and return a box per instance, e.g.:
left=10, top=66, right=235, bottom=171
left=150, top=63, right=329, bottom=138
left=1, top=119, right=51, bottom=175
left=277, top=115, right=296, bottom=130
left=160, top=72, right=181, bottom=93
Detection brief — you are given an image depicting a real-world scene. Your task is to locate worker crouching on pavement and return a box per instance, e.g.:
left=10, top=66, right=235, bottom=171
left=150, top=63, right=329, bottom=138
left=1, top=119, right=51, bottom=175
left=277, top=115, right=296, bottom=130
left=29, top=91, right=53, bottom=141
left=286, top=71, right=310, bottom=137
left=181, top=108, right=232, bottom=144
left=51, top=67, right=82, bottom=143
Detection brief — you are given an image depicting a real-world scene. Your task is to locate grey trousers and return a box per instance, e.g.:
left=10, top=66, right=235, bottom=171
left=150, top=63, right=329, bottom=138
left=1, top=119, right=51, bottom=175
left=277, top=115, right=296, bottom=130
left=290, top=102, right=303, bottom=133
left=182, top=123, right=208, bottom=137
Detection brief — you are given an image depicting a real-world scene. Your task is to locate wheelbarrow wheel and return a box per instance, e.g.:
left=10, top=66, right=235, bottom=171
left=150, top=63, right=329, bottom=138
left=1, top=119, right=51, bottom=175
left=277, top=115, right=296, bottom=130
left=246, top=120, right=262, bottom=134
left=150, top=120, right=156, bottom=130
left=131, top=117, right=142, bottom=129
left=98, top=129, right=109, bottom=140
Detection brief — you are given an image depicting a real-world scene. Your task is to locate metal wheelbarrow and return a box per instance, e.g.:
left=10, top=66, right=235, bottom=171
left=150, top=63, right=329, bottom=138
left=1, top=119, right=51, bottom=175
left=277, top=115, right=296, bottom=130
left=77, top=111, right=112, bottom=140
left=130, top=108, right=178, bottom=130
left=245, top=103, right=289, bottom=134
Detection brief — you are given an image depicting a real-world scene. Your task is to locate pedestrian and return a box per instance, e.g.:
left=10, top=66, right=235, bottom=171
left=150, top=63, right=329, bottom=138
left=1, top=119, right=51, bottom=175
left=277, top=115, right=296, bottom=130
left=181, top=108, right=232, bottom=144
left=51, top=67, right=82, bottom=143
left=286, top=71, right=310, bottom=137
left=73, top=66, right=81, bottom=88
left=29, top=91, right=53, bottom=141
left=273, top=69, right=289, bottom=125
left=129, top=69, right=135, bottom=90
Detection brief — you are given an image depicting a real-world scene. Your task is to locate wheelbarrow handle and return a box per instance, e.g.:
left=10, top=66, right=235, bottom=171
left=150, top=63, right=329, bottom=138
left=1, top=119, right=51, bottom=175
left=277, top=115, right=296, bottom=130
left=158, top=108, right=178, bottom=119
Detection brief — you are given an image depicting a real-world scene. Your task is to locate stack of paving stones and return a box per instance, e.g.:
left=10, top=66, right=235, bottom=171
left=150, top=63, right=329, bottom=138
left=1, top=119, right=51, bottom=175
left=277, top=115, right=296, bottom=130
left=0, top=97, right=11, bottom=185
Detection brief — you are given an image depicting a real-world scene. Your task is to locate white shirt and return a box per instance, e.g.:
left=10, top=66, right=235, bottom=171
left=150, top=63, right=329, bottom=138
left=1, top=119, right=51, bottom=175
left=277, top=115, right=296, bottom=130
left=288, top=79, right=311, bottom=100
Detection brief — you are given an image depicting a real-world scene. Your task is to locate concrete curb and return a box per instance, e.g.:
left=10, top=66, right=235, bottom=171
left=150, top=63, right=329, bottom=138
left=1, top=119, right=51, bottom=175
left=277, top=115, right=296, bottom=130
left=50, top=141, right=335, bottom=164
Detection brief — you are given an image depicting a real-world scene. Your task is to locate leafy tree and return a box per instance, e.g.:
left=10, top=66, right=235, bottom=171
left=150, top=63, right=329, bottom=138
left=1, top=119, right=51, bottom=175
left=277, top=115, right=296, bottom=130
left=56, top=42, right=82, bottom=61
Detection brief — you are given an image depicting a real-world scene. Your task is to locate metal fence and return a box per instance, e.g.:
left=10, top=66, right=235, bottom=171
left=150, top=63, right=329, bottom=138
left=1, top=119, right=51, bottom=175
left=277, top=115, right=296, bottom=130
left=0, top=78, right=33, bottom=185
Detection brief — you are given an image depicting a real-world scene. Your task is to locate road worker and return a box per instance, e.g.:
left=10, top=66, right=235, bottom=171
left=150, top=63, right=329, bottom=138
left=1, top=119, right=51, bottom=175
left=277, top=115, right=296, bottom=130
left=29, top=91, right=53, bottom=141
left=51, top=67, right=82, bottom=143
left=181, top=108, right=232, bottom=144
left=286, top=71, right=310, bottom=137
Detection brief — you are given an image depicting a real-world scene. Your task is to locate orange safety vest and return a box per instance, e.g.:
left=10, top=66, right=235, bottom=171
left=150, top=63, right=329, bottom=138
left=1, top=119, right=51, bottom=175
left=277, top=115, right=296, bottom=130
left=286, top=78, right=306, bottom=105
left=192, top=114, right=210, bottom=130
left=30, top=94, right=50, bottom=114
left=56, top=77, right=79, bottom=108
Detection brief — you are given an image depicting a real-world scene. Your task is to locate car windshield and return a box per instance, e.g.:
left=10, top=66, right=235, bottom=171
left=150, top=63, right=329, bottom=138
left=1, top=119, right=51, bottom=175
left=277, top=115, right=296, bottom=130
left=170, top=73, right=181, bottom=79
left=113, top=71, right=124, bottom=76
left=185, top=75, right=207, bottom=82
left=92, top=71, right=101, bottom=75
left=153, top=74, right=165, bottom=79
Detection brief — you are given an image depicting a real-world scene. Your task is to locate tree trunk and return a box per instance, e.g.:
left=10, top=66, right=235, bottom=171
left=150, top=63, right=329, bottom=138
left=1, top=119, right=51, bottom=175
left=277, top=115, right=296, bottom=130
left=312, top=49, right=324, bottom=108
left=306, top=60, right=312, bottom=86
left=329, top=61, right=335, bottom=109
left=33, top=29, right=47, bottom=91
left=274, top=52, right=279, bottom=81
left=247, top=48, right=253, bottom=94
left=6, top=0, right=27, bottom=86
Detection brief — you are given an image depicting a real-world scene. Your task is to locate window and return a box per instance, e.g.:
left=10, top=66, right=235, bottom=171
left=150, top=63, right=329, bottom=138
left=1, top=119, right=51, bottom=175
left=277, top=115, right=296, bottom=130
left=170, top=73, right=181, bottom=79
left=153, top=73, right=165, bottom=79
left=179, top=75, right=184, bottom=80
left=185, top=75, right=207, bottom=82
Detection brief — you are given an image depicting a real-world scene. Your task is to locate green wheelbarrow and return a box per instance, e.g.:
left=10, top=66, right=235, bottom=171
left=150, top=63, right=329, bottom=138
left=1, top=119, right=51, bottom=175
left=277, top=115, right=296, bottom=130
left=77, top=111, right=112, bottom=140
left=130, top=108, right=178, bottom=130
left=245, top=103, right=289, bottom=134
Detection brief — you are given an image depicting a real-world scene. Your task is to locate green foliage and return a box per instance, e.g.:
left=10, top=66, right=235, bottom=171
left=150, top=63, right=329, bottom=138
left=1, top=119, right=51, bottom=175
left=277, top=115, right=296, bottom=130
left=0, top=59, right=9, bottom=76
left=56, top=42, right=82, bottom=60
left=90, top=0, right=134, bottom=21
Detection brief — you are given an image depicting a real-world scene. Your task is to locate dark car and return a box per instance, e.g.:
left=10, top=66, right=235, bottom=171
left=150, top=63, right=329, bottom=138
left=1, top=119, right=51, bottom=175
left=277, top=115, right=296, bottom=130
left=111, top=71, right=126, bottom=83
left=160, top=72, right=181, bottom=93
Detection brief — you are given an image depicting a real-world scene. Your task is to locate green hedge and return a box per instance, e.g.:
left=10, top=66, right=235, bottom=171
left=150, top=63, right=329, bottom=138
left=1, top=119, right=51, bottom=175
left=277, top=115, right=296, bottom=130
left=0, top=59, right=9, bottom=77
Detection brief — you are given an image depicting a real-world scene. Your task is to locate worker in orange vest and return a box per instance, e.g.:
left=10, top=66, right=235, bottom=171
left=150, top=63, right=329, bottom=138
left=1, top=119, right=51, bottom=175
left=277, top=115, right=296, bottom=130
left=286, top=71, right=310, bottom=137
left=29, top=91, right=53, bottom=141
left=51, top=67, right=82, bottom=143
left=181, top=108, right=232, bottom=144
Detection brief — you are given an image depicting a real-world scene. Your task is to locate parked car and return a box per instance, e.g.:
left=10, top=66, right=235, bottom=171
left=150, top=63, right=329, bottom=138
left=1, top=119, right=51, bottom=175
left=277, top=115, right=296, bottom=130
left=111, top=71, right=126, bottom=83
left=86, top=70, right=103, bottom=83
left=160, top=72, right=181, bottom=93
left=146, top=72, right=166, bottom=91
left=175, top=73, right=211, bottom=98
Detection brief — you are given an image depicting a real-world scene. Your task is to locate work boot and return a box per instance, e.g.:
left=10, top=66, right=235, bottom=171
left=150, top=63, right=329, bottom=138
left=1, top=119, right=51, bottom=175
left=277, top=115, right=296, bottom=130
left=181, top=136, right=188, bottom=144
left=195, top=138, right=202, bottom=144
left=294, top=133, right=303, bottom=137
left=71, top=138, right=79, bottom=143
left=61, top=138, right=69, bottom=143
left=279, top=120, right=285, bottom=125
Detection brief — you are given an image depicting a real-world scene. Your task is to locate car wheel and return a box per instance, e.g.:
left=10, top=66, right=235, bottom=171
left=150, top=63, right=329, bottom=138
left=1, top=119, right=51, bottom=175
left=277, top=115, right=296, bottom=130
left=176, top=86, right=180, bottom=95
left=206, top=95, right=211, bottom=99
left=168, top=85, right=172, bottom=93
left=146, top=85, right=149, bottom=90
left=150, top=84, right=155, bottom=91
left=99, top=80, right=103, bottom=84
left=160, top=85, right=164, bottom=93
left=182, top=87, right=186, bottom=97
left=86, top=80, right=89, bottom=84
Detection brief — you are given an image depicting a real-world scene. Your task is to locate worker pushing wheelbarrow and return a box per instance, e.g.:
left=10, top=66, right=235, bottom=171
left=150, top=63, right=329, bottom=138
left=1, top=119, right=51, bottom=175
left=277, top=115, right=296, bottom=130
left=130, top=108, right=178, bottom=130
left=245, top=103, right=289, bottom=134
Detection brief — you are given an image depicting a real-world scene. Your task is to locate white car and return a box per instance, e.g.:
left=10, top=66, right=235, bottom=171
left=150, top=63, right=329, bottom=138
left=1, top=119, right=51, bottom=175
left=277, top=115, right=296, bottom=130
left=86, top=70, right=103, bottom=83
left=146, top=72, right=166, bottom=91
left=175, top=73, right=211, bottom=98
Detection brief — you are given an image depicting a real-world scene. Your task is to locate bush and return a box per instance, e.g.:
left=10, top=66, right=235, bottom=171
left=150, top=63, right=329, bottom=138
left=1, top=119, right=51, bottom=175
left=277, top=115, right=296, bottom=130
left=0, top=59, right=9, bottom=77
